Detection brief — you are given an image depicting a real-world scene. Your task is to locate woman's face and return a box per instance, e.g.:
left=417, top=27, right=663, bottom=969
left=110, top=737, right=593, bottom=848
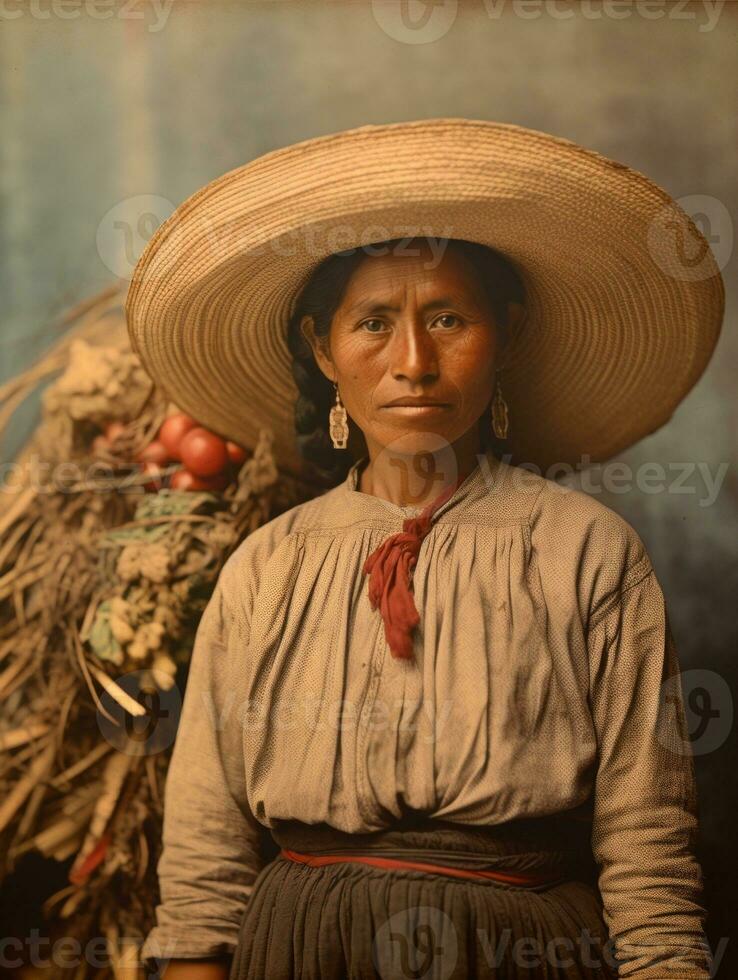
left=302, top=240, right=522, bottom=459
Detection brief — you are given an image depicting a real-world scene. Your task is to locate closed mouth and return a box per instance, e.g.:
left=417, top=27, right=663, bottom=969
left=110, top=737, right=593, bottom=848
left=381, top=402, right=451, bottom=408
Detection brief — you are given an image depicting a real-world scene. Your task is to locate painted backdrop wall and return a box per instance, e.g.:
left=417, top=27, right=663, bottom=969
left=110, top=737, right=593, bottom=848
left=2, top=0, right=736, bottom=971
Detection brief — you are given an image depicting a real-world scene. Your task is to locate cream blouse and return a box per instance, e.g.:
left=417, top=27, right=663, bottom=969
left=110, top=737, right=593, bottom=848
left=140, top=449, right=710, bottom=978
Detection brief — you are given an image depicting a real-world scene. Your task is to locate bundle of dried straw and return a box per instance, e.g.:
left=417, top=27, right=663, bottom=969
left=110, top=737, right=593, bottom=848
left=0, top=287, right=307, bottom=979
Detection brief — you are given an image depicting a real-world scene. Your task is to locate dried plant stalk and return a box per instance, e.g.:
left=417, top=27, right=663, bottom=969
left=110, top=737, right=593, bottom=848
left=0, top=286, right=305, bottom=978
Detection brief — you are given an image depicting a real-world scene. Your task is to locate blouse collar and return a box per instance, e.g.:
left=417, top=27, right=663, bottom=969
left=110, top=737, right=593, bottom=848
left=340, top=448, right=503, bottom=523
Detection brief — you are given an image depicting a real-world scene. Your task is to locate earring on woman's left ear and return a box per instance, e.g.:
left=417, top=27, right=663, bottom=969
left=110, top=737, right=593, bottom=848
left=491, top=371, right=509, bottom=440
left=329, top=381, right=349, bottom=449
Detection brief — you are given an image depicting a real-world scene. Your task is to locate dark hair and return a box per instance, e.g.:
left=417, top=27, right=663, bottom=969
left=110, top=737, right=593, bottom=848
left=286, top=237, right=526, bottom=485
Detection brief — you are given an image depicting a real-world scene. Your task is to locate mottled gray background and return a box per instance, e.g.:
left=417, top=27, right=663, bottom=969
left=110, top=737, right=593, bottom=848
left=1, top=0, right=736, bottom=971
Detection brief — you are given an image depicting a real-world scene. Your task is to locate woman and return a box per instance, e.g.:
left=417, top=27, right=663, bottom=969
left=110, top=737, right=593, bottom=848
left=127, top=120, right=724, bottom=979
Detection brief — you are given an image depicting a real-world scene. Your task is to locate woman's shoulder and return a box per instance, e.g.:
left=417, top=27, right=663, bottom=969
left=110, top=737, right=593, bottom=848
left=219, top=482, right=344, bottom=587
left=502, top=461, right=655, bottom=607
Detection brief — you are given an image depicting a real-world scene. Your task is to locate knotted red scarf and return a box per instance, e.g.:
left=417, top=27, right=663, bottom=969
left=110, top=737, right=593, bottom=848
left=362, top=477, right=461, bottom=660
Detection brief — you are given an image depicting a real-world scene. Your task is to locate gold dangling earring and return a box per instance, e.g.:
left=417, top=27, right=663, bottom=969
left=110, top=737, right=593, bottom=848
left=329, top=381, right=349, bottom=449
left=491, top=372, right=509, bottom=440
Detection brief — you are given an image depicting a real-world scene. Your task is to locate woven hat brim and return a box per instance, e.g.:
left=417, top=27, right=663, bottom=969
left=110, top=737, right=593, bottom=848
left=125, top=117, right=725, bottom=479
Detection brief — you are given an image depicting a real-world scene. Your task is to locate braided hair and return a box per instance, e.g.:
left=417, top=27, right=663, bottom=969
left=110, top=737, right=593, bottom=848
left=286, top=237, right=526, bottom=486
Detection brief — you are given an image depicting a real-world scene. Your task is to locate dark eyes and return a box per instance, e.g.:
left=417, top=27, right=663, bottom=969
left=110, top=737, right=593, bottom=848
left=359, top=314, right=462, bottom=333
left=435, top=314, right=459, bottom=329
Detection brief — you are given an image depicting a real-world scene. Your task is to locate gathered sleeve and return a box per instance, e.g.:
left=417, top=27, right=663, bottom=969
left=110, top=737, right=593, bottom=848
left=139, top=555, right=265, bottom=971
left=587, top=558, right=711, bottom=978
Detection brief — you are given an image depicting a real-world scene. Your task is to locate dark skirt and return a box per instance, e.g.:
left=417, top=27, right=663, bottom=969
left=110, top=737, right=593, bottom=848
left=229, top=813, right=618, bottom=980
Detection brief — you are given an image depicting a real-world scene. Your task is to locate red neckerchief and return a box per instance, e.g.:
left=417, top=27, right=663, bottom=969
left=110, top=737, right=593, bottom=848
left=362, top=477, right=460, bottom=660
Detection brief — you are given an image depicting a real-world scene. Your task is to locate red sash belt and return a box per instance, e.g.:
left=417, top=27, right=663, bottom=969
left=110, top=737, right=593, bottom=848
left=279, top=848, right=566, bottom=888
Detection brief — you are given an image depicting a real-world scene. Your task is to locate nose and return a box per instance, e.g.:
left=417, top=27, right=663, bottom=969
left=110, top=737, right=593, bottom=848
left=390, top=320, right=439, bottom=386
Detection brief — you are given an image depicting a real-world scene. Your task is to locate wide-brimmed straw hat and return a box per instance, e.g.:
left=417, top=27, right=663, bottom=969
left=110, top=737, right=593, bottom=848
left=125, top=117, right=724, bottom=480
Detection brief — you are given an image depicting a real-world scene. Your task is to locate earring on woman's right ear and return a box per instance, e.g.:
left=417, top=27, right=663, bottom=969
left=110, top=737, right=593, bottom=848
left=329, top=381, right=349, bottom=449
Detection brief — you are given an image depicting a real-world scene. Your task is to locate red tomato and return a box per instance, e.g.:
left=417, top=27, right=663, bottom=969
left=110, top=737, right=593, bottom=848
left=158, top=413, right=198, bottom=461
left=136, top=439, right=170, bottom=466
left=105, top=421, right=126, bottom=442
left=170, top=468, right=229, bottom=492
left=225, top=440, right=247, bottom=465
left=141, top=461, right=166, bottom=492
left=179, top=427, right=228, bottom=477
